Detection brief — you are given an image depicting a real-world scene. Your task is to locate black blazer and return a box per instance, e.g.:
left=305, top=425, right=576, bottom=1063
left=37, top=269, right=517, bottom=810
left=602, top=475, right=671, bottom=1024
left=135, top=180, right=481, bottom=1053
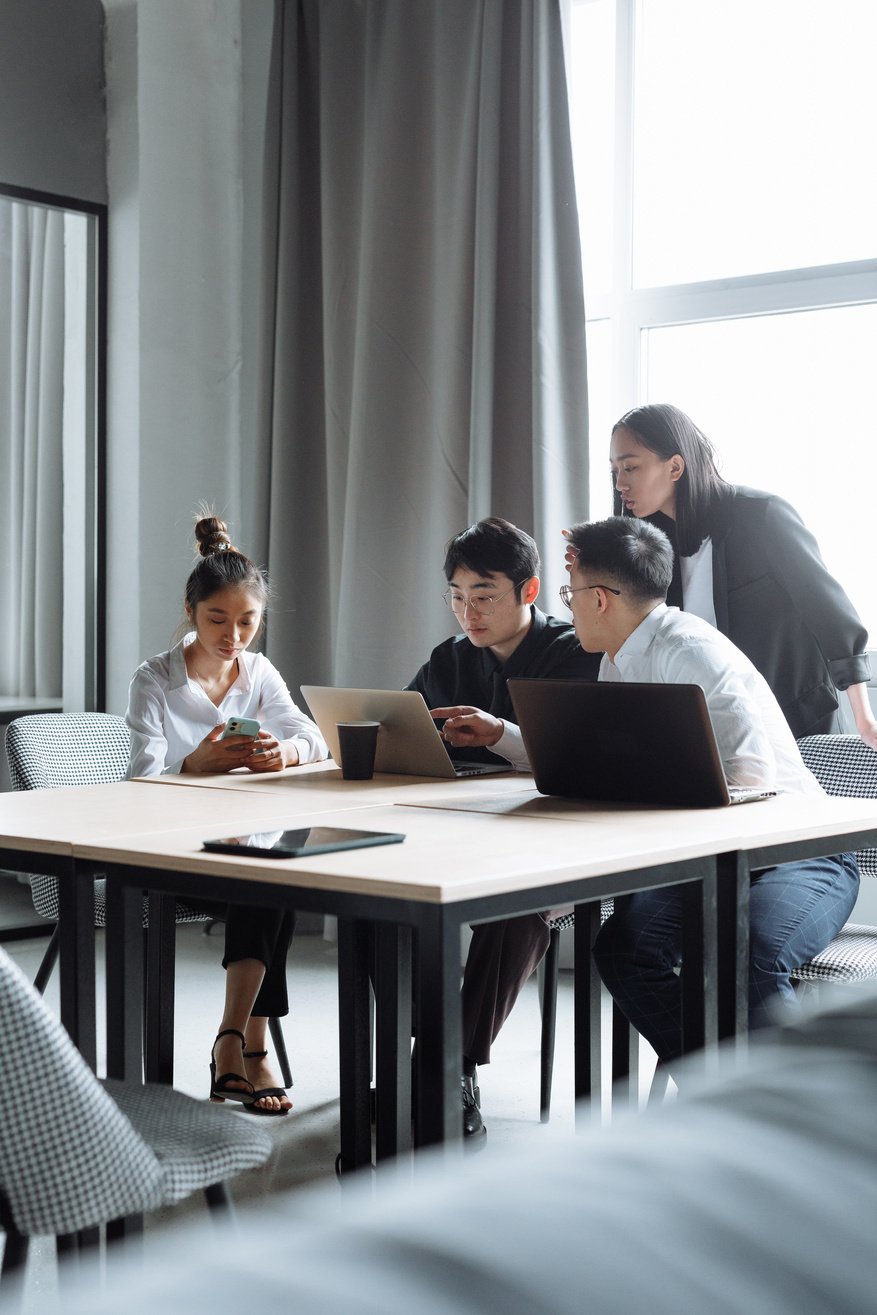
left=699, top=487, right=869, bottom=737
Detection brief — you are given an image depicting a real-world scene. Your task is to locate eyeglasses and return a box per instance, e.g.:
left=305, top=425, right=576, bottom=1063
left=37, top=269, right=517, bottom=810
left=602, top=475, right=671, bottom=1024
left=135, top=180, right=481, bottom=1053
left=559, top=582, right=621, bottom=609
left=442, top=582, right=525, bottom=617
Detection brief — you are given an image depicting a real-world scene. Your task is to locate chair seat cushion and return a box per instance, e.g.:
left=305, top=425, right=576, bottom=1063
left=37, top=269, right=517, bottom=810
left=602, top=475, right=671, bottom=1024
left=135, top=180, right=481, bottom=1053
left=791, top=924, right=877, bottom=983
left=103, top=1080, right=272, bottom=1203
left=546, top=899, right=613, bottom=932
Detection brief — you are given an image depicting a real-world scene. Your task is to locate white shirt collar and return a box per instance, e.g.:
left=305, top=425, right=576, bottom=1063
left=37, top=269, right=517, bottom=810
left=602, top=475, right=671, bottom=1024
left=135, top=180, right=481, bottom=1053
left=612, top=602, right=669, bottom=666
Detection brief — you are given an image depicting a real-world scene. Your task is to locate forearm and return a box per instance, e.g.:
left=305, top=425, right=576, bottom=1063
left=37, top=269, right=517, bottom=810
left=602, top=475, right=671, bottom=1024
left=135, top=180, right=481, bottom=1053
left=845, top=683, right=877, bottom=748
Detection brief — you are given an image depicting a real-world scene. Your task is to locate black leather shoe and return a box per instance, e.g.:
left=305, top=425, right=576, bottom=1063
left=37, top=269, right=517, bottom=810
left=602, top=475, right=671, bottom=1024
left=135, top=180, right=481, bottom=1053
left=462, top=1073, right=486, bottom=1138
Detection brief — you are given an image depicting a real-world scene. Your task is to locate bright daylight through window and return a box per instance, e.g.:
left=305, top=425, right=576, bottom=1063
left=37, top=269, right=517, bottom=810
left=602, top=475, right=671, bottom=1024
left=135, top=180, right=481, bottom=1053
left=566, top=0, right=877, bottom=642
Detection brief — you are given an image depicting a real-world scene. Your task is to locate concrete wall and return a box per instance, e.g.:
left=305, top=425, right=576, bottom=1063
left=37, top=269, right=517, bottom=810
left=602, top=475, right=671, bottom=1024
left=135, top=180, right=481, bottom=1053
left=0, top=0, right=106, bottom=203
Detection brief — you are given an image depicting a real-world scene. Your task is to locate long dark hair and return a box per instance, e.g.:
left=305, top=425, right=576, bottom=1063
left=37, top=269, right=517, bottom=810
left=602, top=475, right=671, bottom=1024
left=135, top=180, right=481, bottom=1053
left=611, top=404, right=730, bottom=556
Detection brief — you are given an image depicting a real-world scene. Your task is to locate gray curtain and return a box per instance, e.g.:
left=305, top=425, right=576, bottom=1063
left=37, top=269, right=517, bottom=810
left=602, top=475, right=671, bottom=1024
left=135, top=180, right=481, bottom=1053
left=0, top=200, right=64, bottom=698
left=264, top=0, right=588, bottom=690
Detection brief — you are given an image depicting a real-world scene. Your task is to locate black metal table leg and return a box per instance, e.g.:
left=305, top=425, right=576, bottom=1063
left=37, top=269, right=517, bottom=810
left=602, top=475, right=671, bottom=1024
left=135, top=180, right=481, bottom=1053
left=574, top=900, right=603, bottom=1128
left=105, top=874, right=144, bottom=1081
left=57, top=858, right=97, bottom=1070
left=145, top=892, right=176, bottom=1084
left=681, top=866, right=719, bottom=1069
left=337, top=917, right=374, bottom=1176
left=717, top=850, right=750, bottom=1051
left=414, top=907, right=461, bottom=1152
left=374, top=922, right=412, bottom=1162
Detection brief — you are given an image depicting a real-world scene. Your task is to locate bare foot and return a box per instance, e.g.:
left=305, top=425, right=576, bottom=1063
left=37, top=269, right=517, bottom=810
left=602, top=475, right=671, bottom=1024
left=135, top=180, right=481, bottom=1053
left=244, top=1050, right=292, bottom=1114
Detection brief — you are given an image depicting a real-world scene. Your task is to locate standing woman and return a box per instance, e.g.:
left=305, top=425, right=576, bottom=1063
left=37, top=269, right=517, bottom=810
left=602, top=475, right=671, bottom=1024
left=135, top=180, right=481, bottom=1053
left=602, top=402, right=876, bottom=745
left=126, top=515, right=329, bottom=1114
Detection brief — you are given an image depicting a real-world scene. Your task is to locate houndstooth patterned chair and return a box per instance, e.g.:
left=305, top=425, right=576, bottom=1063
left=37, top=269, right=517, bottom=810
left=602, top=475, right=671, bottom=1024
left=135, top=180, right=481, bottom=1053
left=5, top=713, right=207, bottom=991
left=792, top=734, right=877, bottom=986
left=0, top=948, right=272, bottom=1288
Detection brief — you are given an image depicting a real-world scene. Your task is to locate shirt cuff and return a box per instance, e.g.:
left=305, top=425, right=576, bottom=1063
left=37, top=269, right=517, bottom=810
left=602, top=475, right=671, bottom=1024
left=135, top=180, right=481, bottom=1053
left=493, top=721, right=530, bottom=771
left=829, top=654, right=872, bottom=691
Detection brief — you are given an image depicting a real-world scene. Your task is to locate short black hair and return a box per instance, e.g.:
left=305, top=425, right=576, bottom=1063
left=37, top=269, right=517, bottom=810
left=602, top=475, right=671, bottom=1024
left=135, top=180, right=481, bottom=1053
left=443, top=517, right=540, bottom=599
left=566, top=517, right=672, bottom=604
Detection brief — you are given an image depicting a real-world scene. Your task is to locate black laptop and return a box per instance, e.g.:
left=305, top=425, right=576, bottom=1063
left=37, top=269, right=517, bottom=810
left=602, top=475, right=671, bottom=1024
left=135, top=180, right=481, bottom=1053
left=507, top=678, right=775, bottom=808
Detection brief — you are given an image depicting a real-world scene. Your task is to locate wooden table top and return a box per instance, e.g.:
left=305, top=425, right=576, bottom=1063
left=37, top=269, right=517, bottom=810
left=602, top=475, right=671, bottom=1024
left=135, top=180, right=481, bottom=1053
left=68, top=790, right=877, bottom=906
left=3, top=769, right=875, bottom=904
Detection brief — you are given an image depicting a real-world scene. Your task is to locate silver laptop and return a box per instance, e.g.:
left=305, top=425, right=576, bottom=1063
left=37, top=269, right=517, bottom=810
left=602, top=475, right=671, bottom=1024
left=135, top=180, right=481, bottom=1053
left=300, top=686, right=513, bottom=779
left=507, top=678, right=775, bottom=808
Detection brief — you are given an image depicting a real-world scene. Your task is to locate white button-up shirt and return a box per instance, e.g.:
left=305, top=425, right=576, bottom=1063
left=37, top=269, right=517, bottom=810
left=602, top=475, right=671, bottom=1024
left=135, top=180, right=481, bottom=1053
left=126, top=637, right=328, bottom=777
left=599, top=604, right=821, bottom=795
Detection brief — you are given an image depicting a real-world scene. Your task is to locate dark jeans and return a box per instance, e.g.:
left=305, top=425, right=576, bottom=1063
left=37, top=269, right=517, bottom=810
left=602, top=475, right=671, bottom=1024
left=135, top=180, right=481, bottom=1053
left=593, top=853, right=860, bottom=1065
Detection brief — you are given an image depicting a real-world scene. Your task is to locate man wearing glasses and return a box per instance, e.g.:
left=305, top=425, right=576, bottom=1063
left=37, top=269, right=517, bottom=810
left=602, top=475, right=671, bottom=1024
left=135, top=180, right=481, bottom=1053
left=563, top=515, right=859, bottom=1070
left=407, top=517, right=599, bottom=1138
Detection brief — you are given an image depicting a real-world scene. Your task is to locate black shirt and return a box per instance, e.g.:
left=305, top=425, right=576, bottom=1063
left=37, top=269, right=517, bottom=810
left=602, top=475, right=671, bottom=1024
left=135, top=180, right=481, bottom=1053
left=406, top=606, right=600, bottom=765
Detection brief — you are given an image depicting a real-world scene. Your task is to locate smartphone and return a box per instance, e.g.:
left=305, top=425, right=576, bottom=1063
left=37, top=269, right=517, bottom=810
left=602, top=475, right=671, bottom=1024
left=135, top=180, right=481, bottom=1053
left=202, top=826, right=405, bottom=859
left=219, top=716, right=260, bottom=740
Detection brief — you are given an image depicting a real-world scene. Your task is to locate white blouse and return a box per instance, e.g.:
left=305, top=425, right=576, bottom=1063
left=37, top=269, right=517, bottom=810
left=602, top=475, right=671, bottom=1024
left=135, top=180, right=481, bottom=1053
left=126, top=636, right=328, bottom=777
left=679, top=537, right=717, bottom=628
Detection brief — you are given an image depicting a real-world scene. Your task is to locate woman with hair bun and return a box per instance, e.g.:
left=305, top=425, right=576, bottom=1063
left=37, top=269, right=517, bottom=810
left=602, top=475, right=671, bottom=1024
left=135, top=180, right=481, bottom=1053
left=595, top=403, right=875, bottom=745
left=125, top=514, right=328, bottom=1114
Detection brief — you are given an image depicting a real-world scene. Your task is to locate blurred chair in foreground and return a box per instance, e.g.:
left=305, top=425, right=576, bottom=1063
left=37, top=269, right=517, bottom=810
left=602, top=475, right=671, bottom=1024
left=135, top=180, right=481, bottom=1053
left=0, top=948, right=272, bottom=1302
left=57, top=985, right=877, bottom=1315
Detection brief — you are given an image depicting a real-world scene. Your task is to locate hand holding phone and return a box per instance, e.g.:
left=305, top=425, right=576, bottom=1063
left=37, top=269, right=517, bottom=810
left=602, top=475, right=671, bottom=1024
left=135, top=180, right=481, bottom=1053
left=182, top=721, right=259, bottom=775
left=219, top=717, right=260, bottom=741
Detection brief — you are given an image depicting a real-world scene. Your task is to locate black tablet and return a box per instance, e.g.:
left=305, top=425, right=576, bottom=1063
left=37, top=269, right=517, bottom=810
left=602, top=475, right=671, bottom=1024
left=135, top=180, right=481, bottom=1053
left=202, top=826, right=405, bottom=859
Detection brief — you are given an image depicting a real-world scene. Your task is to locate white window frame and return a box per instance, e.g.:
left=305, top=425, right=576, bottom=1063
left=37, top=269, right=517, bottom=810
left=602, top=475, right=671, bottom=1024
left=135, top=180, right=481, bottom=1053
left=566, top=0, right=877, bottom=693
left=580, top=0, right=877, bottom=410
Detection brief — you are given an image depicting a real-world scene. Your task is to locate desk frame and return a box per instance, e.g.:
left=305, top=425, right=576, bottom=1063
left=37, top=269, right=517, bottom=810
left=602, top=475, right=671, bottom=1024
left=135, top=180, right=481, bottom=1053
left=97, top=848, right=733, bottom=1165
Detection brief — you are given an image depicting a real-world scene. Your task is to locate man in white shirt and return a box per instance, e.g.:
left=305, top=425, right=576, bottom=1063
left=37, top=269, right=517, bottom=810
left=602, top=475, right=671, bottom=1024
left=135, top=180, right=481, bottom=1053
left=562, top=515, right=860, bottom=1064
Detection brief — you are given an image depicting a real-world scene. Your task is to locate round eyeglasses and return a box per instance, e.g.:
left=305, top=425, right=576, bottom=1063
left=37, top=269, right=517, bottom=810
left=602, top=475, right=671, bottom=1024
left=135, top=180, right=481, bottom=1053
left=559, top=582, right=622, bottom=610
left=442, top=582, right=526, bottom=617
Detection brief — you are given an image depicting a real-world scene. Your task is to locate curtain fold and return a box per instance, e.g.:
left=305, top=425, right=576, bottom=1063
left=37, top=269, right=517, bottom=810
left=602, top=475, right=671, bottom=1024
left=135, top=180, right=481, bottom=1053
left=0, top=201, right=64, bottom=698
left=265, top=0, right=588, bottom=690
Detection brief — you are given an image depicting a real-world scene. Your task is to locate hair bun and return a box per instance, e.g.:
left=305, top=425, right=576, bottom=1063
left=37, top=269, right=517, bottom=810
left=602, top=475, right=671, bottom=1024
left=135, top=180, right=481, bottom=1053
left=194, top=515, right=237, bottom=558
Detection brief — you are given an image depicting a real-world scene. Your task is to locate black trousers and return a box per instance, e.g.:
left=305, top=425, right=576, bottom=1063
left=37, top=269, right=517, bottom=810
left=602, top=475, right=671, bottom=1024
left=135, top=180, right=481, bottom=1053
left=188, top=899, right=296, bottom=1018
left=461, top=914, right=551, bottom=1066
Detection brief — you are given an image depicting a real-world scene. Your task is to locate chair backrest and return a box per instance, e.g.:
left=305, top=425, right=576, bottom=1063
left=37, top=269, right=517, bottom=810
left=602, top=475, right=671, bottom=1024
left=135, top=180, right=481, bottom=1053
left=5, top=713, right=130, bottom=791
left=0, top=948, right=163, bottom=1237
left=797, top=734, right=877, bottom=877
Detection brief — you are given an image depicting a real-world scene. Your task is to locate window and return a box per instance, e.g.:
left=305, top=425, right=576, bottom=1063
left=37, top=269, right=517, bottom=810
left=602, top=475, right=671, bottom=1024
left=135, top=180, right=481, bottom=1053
left=0, top=188, right=105, bottom=710
left=566, top=0, right=877, bottom=642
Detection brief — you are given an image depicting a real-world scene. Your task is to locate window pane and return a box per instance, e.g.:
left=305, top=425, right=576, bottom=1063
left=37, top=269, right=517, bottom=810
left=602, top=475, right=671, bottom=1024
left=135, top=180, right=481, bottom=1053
left=633, top=0, right=877, bottom=287
left=568, top=0, right=615, bottom=302
left=642, top=304, right=877, bottom=641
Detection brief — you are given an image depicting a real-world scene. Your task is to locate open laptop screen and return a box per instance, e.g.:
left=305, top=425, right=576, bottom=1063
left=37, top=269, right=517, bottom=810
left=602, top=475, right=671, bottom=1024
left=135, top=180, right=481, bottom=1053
left=507, top=678, right=736, bottom=807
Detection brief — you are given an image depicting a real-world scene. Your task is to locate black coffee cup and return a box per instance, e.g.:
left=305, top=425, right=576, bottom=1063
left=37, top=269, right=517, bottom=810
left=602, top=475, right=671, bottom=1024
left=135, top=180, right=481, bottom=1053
left=337, top=721, right=380, bottom=780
